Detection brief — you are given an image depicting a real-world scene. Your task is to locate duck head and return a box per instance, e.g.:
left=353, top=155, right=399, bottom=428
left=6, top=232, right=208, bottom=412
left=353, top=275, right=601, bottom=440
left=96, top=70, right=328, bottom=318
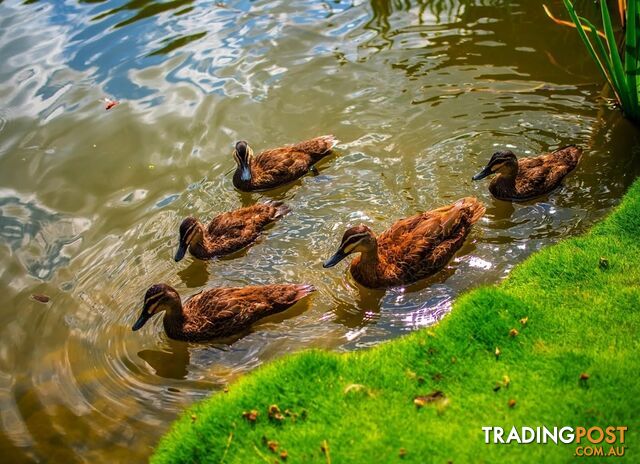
left=233, top=141, right=254, bottom=182
left=323, top=224, right=377, bottom=268
left=175, top=217, right=204, bottom=262
left=472, top=150, right=518, bottom=181
left=132, top=284, right=181, bottom=331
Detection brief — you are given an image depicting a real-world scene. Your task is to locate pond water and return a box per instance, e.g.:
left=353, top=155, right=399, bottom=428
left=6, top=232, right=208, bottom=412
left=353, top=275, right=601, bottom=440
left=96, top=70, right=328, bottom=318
left=1, top=0, right=639, bottom=461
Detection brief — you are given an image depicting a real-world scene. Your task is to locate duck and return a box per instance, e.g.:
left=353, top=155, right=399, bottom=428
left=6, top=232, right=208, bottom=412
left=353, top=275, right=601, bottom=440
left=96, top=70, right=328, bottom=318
left=132, top=283, right=315, bottom=341
left=174, top=201, right=289, bottom=262
left=232, top=135, right=338, bottom=191
left=472, top=145, right=582, bottom=201
left=323, top=197, right=486, bottom=289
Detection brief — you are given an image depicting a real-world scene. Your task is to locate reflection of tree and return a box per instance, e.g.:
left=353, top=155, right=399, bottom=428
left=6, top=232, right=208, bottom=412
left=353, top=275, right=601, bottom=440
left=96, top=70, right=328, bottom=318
left=367, top=0, right=510, bottom=31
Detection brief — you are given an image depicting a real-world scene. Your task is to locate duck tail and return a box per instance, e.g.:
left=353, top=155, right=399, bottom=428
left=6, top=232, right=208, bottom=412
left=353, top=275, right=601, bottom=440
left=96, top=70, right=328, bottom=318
left=459, top=197, right=486, bottom=224
left=554, top=144, right=583, bottom=165
left=296, top=135, right=339, bottom=154
left=295, top=284, right=316, bottom=300
left=264, top=200, right=291, bottom=219
left=273, top=284, right=316, bottom=308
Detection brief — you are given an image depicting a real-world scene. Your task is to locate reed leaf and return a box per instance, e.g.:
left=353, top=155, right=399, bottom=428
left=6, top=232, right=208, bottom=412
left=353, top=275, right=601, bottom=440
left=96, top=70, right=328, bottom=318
left=560, top=0, right=639, bottom=122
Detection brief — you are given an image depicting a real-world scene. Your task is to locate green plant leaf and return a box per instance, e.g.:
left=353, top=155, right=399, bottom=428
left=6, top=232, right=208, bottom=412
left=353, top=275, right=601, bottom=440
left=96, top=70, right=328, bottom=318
left=601, top=0, right=634, bottom=113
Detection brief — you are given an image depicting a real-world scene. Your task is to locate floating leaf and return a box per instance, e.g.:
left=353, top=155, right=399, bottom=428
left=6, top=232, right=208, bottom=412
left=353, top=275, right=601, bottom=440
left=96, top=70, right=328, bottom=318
left=103, top=98, right=119, bottom=110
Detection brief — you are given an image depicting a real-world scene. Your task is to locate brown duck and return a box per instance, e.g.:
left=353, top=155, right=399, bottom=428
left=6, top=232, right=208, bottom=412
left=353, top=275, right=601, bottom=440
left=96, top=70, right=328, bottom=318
left=323, top=197, right=486, bottom=289
left=132, top=283, right=315, bottom=341
left=472, top=145, right=582, bottom=201
left=232, top=135, right=338, bottom=191
left=175, top=201, right=289, bottom=262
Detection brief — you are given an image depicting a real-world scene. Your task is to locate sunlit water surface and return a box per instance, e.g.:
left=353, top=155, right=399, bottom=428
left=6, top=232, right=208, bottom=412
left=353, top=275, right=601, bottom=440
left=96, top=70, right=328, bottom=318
left=1, top=0, right=639, bottom=461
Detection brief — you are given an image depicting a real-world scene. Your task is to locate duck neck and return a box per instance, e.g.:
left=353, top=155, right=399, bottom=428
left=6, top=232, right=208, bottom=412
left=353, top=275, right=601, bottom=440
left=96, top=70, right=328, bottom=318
left=492, top=164, right=519, bottom=192
left=357, top=242, right=385, bottom=273
left=188, top=234, right=216, bottom=259
left=162, top=300, right=185, bottom=339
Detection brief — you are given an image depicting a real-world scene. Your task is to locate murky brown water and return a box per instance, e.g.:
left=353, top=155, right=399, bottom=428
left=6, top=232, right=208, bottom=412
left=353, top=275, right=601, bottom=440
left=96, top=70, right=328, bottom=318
left=1, top=0, right=639, bottom=462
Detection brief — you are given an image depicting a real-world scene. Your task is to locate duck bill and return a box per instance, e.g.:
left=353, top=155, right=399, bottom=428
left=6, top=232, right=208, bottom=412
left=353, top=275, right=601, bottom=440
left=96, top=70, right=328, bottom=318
left=240, top=162, right=252, bottom=182
left=323, top=249, right=348, bottom=268
left=132, top=312, right=151, bottom=331
left=472, top=165, right=492, bottom=181
left=174, top=242, right=188, bottom=262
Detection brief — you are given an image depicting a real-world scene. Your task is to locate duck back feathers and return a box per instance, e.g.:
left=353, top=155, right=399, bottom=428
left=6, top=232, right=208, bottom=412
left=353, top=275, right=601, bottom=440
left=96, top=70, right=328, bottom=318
left=492, top=145, right=582, bottom=201
left=349, top=197, right=485, bottom=288
left=233, top=135, right=338, bottom=191
left=166, top=284, right=315, bottom=341
left=181, top=201, right=289, bottom=261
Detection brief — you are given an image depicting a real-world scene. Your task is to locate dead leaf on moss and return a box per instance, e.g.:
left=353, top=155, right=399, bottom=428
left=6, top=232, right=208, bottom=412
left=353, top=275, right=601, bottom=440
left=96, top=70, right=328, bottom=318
left=344, top=384, right=365, bottom=394
left=509, top=328, right=519, bottom=337
left=580, top=372, right=590, bottom=381
left=267, top=440, right=279, bottom=453
left=242, top=410, right=258, bottom=422
left=268, top=404, right=284, bottom=421
left=508, top=399, right=516, bottom=408
left=599, top=257, right=609, bottom=270
left=519, top=317, right=528, bottom=326
left=321, top=440, right=330, bottom=463
left=280, top=450, right=288, bottom=460
left=414, top=391, right=445, bottom=408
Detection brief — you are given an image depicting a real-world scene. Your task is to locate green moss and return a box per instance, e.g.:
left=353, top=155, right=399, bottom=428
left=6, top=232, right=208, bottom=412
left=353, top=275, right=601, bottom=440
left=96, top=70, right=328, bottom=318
left=153, top=180, right=640, bottom=463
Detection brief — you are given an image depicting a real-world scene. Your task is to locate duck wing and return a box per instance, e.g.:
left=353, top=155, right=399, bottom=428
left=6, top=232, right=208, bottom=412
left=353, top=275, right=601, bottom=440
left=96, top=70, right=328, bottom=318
left=182, top=284, right=314, bottom=338
left=516, top=146, right=582, bottom=197
left=378, top=197, right=485, bottom=278
left=203, top=202, right=289, bottom=255
left=252, top=136, right=337, bottom=186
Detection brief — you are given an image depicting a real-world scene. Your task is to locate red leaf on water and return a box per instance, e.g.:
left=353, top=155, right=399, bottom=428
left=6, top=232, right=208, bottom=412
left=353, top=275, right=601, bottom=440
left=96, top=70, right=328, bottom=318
left=104, top=98, right=119, bottom=110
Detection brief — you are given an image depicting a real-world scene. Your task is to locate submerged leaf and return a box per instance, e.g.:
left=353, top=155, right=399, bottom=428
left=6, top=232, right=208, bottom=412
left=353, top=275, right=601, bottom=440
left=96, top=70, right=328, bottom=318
left=31, top=294, right=50, bottom=303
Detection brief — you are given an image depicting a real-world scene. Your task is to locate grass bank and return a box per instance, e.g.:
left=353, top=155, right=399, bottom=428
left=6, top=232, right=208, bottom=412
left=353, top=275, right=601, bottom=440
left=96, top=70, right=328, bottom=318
left=153, top=180, right=640, bottom=463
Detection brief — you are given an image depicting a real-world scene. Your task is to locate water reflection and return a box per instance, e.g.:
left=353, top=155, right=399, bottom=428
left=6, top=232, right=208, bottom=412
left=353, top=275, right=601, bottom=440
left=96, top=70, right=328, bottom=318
left=138, top=341, right=190, bottom=379
left=0, top=0, right=639, bottom=462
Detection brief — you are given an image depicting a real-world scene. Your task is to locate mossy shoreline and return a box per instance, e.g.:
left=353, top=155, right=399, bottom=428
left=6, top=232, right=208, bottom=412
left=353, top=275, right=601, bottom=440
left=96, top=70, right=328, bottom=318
left=153, top=180, right=640, bottom=463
